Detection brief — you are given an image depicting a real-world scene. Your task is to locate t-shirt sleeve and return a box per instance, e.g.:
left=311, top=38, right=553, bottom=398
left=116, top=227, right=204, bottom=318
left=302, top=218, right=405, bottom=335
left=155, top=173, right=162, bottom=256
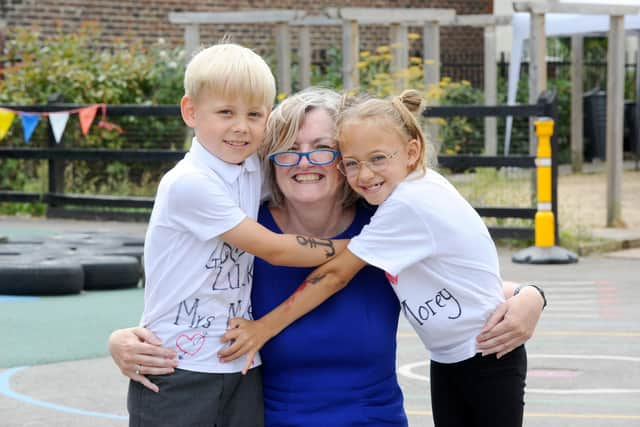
left=168, top=172, right=246, bottom=241
left=348, top=197, right=435, bottom=276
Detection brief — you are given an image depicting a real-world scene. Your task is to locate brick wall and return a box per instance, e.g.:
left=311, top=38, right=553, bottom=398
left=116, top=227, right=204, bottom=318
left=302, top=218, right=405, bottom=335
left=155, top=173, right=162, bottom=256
left=2, top=0, right=490, bottom=85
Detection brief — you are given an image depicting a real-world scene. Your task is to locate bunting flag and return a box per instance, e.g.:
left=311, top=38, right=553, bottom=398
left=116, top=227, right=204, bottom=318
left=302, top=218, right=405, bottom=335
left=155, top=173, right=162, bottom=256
left=0, top=103, right=121, bottom=144
left=21, top=113, right=41, bottom=144
left=0, top=109, right=16, bottom=140
left=78, top=105, right=98, bottom=136
left=49, top=112, right=70, bottom=143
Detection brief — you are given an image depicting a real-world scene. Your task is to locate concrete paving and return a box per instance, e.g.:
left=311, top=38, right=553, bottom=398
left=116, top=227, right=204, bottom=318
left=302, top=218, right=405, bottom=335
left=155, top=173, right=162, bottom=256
left=1, top=216, right=639, bottom=426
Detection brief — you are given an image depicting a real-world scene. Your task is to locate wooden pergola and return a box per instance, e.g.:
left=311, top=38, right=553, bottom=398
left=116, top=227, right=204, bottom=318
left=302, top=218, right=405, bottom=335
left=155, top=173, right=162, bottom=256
left=513, top=0, right=640, bottom=228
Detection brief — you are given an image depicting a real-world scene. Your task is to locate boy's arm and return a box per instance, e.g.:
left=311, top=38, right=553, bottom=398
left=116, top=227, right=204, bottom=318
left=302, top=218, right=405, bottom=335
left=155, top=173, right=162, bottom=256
left=218, top=248, right=367, bottom=373
left=221, top=217, right=348, bottom=267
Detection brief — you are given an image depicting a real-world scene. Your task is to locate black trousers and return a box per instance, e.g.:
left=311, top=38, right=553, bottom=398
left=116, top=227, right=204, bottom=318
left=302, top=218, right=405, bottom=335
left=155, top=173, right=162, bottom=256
left=430, top=345, right=527, bottom=427
left=127, top=367, right=264, bottom=427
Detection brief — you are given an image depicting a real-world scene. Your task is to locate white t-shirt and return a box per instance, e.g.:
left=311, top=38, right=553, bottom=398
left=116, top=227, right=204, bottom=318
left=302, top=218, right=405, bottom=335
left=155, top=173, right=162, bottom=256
left=348, top=170, right=504, bottom=363
left=140, top=138, right=262, bottom=373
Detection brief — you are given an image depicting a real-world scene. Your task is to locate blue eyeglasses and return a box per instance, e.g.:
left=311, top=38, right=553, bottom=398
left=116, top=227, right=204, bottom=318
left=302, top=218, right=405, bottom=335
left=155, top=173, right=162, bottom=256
left=268, top=149, right=340, bottom=167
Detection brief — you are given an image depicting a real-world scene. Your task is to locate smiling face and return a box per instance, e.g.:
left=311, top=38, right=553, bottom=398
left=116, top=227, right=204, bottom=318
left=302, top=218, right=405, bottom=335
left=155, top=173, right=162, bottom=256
left=180, top=89, right=269, bottom=165
left=339, top=120, right=419, bottom=205
left=273, top=108, right=344, bottom=206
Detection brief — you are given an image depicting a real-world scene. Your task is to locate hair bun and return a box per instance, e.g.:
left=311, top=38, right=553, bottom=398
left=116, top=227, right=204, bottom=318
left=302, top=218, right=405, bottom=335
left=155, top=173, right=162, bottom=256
left=398, top=89, right=423, bottom=114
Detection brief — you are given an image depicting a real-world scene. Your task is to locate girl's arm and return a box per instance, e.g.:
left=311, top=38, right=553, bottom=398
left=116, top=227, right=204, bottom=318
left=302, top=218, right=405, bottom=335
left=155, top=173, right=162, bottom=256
left=218, top=248, right=367, bottom=373
left=476, top=281, right=545, bottom=358
left=221, top=217, right=348, bottom=267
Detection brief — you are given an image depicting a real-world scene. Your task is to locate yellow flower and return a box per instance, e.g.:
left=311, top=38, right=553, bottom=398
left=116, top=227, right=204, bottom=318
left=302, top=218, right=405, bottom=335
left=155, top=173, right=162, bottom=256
left=360, top=50, right=371, bottom=58
left=410, top=57, right=422, bottom=65
left=408, top=32, right=421, bottom=41
left=375, top=45, right=390, bottom=54
left=382, top=53, right=392, bottom=61
left=461, top=80, right=471, bottom=86
left=423, top=59, right=437, bottom=65
left=276, top=93, right=288, bottom=102
left=357, top=61, right=368, bottom=69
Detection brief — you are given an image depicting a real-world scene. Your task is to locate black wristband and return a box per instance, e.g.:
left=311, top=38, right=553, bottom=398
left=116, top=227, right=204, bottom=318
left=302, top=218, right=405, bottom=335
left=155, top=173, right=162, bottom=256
left=513, top=284, right=547, bottom=310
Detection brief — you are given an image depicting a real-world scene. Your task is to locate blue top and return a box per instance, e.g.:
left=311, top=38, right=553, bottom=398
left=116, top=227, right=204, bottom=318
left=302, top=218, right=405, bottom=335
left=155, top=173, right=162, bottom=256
left=252, top=202, right=408, bottom=427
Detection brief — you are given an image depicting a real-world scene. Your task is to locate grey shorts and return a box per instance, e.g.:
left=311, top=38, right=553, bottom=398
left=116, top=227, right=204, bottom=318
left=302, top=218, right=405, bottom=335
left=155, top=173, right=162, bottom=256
left=127, top=367, right=264, bottom=427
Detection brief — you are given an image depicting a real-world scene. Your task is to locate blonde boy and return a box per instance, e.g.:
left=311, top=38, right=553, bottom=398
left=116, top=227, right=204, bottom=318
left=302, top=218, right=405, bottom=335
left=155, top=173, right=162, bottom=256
left=129, top=43, right=345, bottom=427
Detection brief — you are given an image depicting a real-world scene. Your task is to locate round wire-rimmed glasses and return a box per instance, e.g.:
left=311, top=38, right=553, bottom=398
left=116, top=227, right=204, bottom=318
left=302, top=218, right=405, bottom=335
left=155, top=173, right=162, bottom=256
left=268, top=149, right=340, bottom=167
left=337, top=150, right=399, bottom=177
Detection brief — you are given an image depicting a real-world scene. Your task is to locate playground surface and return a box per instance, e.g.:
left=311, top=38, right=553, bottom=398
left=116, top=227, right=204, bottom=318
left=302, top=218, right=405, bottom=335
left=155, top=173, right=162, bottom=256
left=1, top=189, right=640, bottom=426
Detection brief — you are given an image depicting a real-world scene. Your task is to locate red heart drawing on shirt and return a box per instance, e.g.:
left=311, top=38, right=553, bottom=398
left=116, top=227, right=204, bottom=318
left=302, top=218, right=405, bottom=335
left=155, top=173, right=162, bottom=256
left=385, top=272, right=398, bottom=285
left=176, top=333, right=206, bottom=356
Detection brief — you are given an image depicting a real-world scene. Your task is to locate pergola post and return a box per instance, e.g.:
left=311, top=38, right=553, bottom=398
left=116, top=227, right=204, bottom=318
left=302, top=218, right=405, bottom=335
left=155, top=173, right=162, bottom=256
left=424, top=21, right=441, bottom=147
left=390, top=23, right=409, bottom=93
left=342, top=20, right=360, bottom=91
left=606, top=15, right=625, bottom=227
left=274, top=23, right=292, bottom=96
left=298, top=26, right=312, bottom=89
left=184, top=24, right=200, bottom=59
left=529, top=11, right=547, bottom=155
left=571, top=35, right=584, bottom=172
left=484, top=23, right=498, bottom=155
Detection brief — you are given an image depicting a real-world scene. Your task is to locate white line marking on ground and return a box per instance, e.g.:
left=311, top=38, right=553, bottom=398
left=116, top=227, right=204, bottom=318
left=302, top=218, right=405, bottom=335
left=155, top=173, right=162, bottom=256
left=398, top=354, right=640, bottom=394
left=0, top=366, right=127, bottom=420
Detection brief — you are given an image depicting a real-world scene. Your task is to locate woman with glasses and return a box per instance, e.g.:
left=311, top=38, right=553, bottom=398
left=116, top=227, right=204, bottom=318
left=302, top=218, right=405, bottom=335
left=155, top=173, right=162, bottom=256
left=109, top=88, right=545, bottom=427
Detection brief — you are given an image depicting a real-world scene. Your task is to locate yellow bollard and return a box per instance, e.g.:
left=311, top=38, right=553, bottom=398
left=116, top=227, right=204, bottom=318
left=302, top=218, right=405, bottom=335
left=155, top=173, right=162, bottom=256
left=534, top=118, right=555, bottom=248
left=512, top=116, right=578, bottom=264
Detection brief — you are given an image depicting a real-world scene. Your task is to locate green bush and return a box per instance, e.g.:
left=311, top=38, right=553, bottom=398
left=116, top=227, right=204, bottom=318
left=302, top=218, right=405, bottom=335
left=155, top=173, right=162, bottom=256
left=0, top=24, right=187, bottom=214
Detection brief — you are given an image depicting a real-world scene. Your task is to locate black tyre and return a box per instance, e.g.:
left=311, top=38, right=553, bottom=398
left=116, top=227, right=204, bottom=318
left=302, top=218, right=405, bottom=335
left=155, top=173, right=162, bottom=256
left=76, top=255, right=141, bottom=290
left=0, top=257, right=84, bottom=295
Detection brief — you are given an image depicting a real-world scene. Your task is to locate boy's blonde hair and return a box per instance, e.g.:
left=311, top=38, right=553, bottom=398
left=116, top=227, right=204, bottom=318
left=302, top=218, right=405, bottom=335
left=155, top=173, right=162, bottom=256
left=336, top=89, right=431, bottom=176
left=260, top=87, right=359, bottom=208
left=184, top=43, right=276, bottom=109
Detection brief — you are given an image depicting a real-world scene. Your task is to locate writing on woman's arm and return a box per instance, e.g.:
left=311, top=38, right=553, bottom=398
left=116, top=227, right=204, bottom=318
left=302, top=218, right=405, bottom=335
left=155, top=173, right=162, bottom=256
left=295, top=236, right=336, bottom=258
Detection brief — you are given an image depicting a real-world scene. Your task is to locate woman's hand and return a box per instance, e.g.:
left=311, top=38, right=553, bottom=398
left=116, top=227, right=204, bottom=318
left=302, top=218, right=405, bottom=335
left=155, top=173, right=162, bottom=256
left=108, top=327, right=177, bottom=393
left=476, top=282, right=545, bottom=358
left=218, top=318, right=273, bottom=375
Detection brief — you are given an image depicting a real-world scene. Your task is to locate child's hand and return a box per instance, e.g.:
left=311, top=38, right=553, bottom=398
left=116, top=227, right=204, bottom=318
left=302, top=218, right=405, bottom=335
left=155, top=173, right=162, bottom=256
left=219, top=318, right=272, bottom=374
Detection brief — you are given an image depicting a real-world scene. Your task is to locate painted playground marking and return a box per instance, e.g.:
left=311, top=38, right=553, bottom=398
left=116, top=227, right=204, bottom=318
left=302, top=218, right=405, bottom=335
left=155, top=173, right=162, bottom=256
left=398, top=353, right=640, bottom=394
left=0, top=366, right=127, bottom=420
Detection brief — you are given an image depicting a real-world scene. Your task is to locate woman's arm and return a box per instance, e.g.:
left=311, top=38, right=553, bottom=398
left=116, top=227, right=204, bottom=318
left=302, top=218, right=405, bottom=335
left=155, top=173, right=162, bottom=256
left=476, top=281, right=546, bottom=358
left=108, top=327, right=178, bottom=393
left=220, top=217, right=348, bottom=267
left=217, top=248, right=367, bottom=373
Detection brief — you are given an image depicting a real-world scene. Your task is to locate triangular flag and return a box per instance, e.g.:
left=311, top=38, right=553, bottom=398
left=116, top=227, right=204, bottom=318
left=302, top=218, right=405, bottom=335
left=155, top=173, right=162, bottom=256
left=78, top=105, right=98, bottom=136
left=49, top=112, right=70, bottom=143
left=0, top=109, right=16, bottom=140
left=21, top=113, right=41, bottom=144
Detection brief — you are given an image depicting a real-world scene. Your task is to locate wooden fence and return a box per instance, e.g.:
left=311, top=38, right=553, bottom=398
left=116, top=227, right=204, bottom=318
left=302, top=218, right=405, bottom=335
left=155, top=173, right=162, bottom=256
left=0, top=92, right=557, bottom=240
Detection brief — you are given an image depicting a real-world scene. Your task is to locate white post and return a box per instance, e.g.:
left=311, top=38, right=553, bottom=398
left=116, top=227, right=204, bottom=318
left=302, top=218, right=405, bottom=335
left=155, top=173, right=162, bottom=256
left=184, top=24, right=200, bottom=60
left=390, top=23, right=409, bottom=93
left=423, top=21, right=441, bottom=148
left=275, top=23, right=292, bottom=96
left=298, top=26, right=312, bottom=89
left=571, top=35, right=584, bottom=172
left=484, top=24, right=498, bottom=155
left=529, top=11, right=547, bottom=155
left=342, top=20, right=359, bottom=91
left=606, top=15, right=625, bottom=227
